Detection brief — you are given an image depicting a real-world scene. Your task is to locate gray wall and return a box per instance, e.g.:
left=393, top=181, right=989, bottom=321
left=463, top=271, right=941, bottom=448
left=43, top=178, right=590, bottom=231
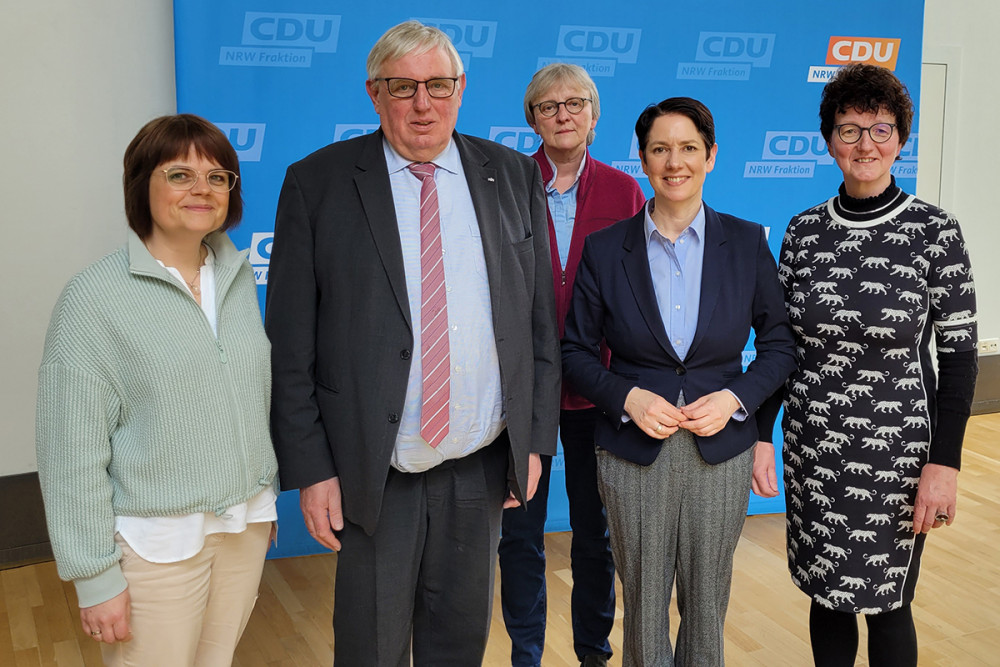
left=0, top=2, right=175, bottom=476
left=919, top=0, right=999, bottom=343
left=0, top=0, right=996, bottom=478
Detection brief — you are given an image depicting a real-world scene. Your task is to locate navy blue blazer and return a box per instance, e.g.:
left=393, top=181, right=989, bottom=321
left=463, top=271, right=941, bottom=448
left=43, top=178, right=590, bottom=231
left=561, top=204, right=796, bottom=465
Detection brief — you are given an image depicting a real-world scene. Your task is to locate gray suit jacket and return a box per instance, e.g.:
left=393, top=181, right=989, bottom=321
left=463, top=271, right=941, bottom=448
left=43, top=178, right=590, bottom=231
left=265, top=129, right=561, bottom=534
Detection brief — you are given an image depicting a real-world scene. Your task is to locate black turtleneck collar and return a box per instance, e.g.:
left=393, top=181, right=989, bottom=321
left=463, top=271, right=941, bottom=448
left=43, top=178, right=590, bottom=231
left=832, top=176, right=909, bottom=222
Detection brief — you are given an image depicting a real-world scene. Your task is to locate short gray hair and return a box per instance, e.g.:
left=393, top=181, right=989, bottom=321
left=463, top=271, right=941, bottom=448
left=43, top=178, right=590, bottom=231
left=366, top=21, right=464, bottom=80
left=523, top=63, right=601, bottom=145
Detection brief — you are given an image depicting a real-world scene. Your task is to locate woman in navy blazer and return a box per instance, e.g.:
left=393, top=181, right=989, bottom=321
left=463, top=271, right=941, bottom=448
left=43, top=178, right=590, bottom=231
left=562, top=97, right=797, bottom=666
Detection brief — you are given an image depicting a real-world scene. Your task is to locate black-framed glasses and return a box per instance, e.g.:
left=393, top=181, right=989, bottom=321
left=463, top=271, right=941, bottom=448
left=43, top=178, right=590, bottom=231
left=834, top=122, right=896, bottom=144
left=533, top=97, right=592, bottom=118
left=161, top=167, right=238, bottom=192
left=374, top=77, right=459, bottom=99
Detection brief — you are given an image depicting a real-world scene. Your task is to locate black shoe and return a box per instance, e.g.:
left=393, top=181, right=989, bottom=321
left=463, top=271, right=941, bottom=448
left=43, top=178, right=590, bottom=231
left=581, top=656, right=609, bottom=667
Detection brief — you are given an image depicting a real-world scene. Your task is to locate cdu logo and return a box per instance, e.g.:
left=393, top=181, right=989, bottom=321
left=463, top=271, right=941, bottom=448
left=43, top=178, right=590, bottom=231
left=249, top=232, right=273, bottom=265
left=556, top=25, right=641, bottom=64
left=897, top=133, right=918, bottom=161
left=488, top=127, right=541, bottom=155
left=892, top=133, right=918, bottom=179
left=249, top=232, right=273, bottom=285
left=214, top=123, right=266, bottom=162
left=415, top=18, right=497, bottom=59
left=696, top=32, right=775, bottom=68
left=333, top=124, right=379, bottom=143
left=826, top=37, right=900, bottom=70
left=743, top=131, right=831, bottom=179
left=762, top=132, right=832, bottom=164
left=610, top=133, right=646, bottom=179
left=242, top=13, right=341, bottom=53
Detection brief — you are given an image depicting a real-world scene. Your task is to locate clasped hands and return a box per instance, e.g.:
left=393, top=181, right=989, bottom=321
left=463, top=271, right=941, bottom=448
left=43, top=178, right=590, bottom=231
left=624, top=387, right=739, bottom=439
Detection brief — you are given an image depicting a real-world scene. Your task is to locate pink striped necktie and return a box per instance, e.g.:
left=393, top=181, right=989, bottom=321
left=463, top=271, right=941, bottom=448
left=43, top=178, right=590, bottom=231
left=408, top=162, right=450, bottom=448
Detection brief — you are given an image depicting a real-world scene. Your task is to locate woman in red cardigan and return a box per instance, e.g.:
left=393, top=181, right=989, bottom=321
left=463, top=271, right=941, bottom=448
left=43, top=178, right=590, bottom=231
left=498, top=63, right=646, bottom=667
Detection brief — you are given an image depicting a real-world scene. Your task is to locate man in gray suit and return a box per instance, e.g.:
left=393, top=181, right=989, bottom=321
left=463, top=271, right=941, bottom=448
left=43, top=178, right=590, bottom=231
left=265, top=20, right=560, bottom=666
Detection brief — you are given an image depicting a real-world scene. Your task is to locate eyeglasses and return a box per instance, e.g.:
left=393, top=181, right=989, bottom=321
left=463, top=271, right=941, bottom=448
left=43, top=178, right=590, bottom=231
left=834, top=123, right=896, bottom=144
left=533, top=97, right=591, bottom=118
left=374, top=77, right=459, bottom=99
left=161, top=167, right=238, bottom=192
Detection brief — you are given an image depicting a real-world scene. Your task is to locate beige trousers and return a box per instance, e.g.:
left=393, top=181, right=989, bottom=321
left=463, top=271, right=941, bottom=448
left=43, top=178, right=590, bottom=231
left=101, top=521, right=270, bottom=667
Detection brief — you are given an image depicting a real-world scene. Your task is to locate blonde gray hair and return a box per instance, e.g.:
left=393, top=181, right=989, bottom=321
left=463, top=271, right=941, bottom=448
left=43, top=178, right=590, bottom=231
left=523, top=63, right=600, bottom=146
left=366, top=21, right=464, bottom=80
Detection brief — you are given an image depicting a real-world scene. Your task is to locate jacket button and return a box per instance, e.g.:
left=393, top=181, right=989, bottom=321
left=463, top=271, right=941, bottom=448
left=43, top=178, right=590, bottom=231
left=675, top=367, right=686, bottom=376
left=388, top=413, right=399, bottom=423
left=400, top=349, right=411, bottom=360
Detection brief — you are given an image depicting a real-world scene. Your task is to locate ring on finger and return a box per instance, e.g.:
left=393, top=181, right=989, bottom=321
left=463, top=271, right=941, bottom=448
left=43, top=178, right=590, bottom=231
left=655, top=423, right=663, bottom=433
left=91, top=630, right=102, bottom=637
left=935, top=512, right=950, bottom=522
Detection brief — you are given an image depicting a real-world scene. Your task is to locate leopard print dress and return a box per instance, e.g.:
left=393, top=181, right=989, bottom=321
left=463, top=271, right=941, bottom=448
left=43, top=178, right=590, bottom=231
left=777, top=189, right=976, bottom=613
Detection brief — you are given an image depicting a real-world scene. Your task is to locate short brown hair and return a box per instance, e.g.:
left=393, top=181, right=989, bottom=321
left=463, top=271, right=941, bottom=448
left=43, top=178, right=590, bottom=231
left=123, top=114, right=243, bottom=239
left=635, top=97, right=715, bottom=154
left=819, top=63, right=914, bottom=145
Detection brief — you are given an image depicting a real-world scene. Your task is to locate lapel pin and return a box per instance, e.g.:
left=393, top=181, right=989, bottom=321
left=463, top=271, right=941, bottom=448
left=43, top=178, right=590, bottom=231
left=487, top=177, right=495, bottom=182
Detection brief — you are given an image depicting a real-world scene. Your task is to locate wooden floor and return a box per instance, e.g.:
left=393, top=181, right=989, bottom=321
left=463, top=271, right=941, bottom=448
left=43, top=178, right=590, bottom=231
left=3, top=414, right=998, bottom=666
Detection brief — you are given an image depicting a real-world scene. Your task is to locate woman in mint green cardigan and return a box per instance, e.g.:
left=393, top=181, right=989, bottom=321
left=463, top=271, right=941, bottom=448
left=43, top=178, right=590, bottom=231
left=36, top=115, right=278, bottom=666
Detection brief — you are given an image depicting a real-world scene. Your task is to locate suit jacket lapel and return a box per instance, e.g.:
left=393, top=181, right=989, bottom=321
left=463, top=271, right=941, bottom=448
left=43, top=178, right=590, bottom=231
left=456, top=133, right=502, bottom=329
left=621, top=212, right=682, bottom=364
left=354, top=129, right=412, bottom=333
left=686, top=204, right=729, bottom=360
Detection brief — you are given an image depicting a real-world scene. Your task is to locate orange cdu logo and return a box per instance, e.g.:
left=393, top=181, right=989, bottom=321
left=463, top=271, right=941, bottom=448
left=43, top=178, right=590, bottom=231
left=826, top=37, right=901, bottom=69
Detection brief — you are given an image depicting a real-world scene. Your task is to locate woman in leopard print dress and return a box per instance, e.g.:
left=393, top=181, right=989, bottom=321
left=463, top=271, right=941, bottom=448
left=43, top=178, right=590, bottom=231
left=757, top=64, right=978, bottom=666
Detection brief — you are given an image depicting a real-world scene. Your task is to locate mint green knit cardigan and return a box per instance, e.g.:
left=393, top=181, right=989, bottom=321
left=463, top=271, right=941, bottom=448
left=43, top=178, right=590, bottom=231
left=36, top=230, right=278, bottom=607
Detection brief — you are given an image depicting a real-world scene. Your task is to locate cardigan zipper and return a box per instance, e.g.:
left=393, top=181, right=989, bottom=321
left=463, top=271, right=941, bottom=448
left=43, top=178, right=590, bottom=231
left=158, top=261, right=253, bottom=506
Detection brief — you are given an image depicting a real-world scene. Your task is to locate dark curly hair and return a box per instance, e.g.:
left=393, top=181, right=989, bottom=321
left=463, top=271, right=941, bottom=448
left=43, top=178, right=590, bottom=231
left=819, top=64, right=914, bottom=146
left=123, top=114, right=243, bottom=239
